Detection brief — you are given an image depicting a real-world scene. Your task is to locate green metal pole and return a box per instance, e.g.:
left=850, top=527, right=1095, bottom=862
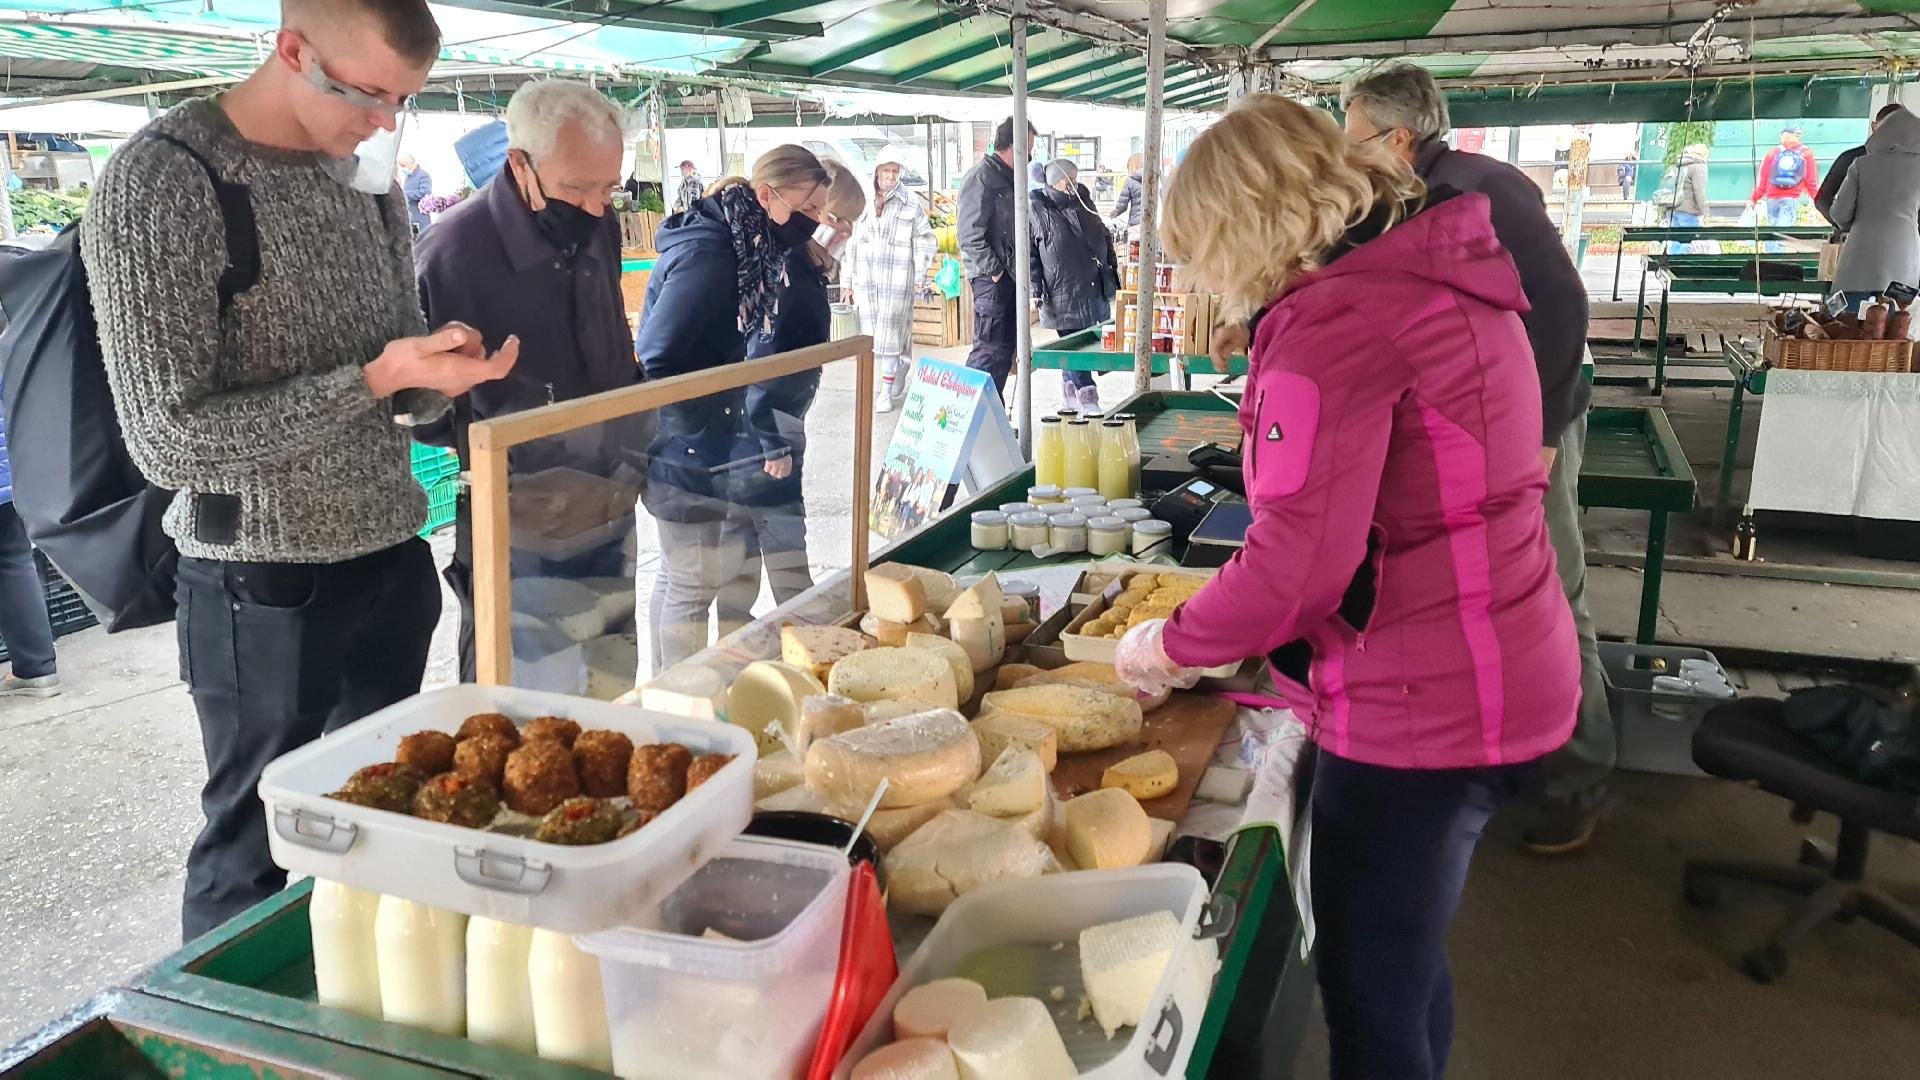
left=1714, top=375, right=1747, bottom=531
left=1633, top=260, right=1649, bottom=352
left=1638, top=510, right=1669, bottom=645
left=1612, top=236, right=1625, bottom=301
left=1652, top=283, right=1671, bottom=394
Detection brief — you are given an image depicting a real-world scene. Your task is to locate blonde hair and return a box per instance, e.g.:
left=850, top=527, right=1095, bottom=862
left=823, top=160, right=866, bottom=222
left=1162, top=94, right=1425, bottom=321
left=704, top=143, right=830, bottom=200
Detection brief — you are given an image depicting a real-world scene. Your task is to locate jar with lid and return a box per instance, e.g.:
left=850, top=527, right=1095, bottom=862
left=1064, top=420, right=1099, bottom=489
left=1113, top=506, right=1152, bottom=525
left=1087, top=516, right=1129, bottom=556
left=1034, top=415, right=1066, bottom=489
left=999, top=501, right=1037, bottom=516
left=1069, top=493, right=1109, bottom=511
left=1062, top=486, right=1099, bottom=499
left=1048, top=512, right=1089, bottom=554
left=971, top=511, right=1010, bottom=550
left=1107, top=497, right=1145, bottom=512
left=1042, top=502, right=1082, bottom=518
left=1131, top=518, right=1173, bottom=556
left=1027, top=484, right=1064, bottom=505
left=1010, top=511, right=1050, bottom=552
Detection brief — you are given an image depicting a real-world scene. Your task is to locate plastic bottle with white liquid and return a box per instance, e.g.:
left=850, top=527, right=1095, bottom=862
left=374, top=895, right=468, bottom=1036
left=529, top=929, right=613, bottom=1071
left=466, top=917, right=537, bottom=1054
left=309, top=879, right=382, bottom=1019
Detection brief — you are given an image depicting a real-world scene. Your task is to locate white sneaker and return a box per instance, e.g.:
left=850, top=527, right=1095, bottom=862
left=0, top=673, right=61, bottom=698
left=1076, top=386, right=1103, bottom=416
left=874, top=386, right=897, bottom=414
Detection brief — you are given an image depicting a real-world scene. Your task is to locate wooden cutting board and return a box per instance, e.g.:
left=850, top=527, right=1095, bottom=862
left=1045, top=691, right=1237, bottom=822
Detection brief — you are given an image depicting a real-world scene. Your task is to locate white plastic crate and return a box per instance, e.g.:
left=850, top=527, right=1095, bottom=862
left=575, top=836, right=849, bottom=1080
left=835, top=865, right=1229, bottom=1080
left=258, top=684, right=755, bottom=933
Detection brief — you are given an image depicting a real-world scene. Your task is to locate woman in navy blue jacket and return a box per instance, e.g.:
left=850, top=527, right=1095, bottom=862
left=634, top=145, right=831, bottom=672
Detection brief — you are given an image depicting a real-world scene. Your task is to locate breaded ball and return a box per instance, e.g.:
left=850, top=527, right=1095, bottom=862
left=395, top=730, right=458, bottom=774
left=627, top=743, right=692, bottom=813
left=522, top=716, right=582, bottom=748
left=573, top=729, right=634, bottom=798
left=330, top=762, right=426, bottom=813
left=453, top=733, right=515, bottom=787
left=503, top=739, right=581, bottom=816
left=686, top=753, right=735, bottom=793
left=413, top=772, right=501, bottom=829
left=534, top=797, right=624, bottom=845
left=457, top=712, right=521, bottom=746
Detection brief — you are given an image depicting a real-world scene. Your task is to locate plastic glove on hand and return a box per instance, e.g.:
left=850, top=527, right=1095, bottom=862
left=1114, top=618, right=1204, bottom=697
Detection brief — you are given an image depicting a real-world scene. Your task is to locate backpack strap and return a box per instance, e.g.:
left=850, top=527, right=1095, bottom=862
left=143, top=132, right=260, bottom=314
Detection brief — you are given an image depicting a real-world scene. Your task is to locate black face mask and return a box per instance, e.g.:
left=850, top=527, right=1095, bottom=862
left=770, top=209, right=817, bottom=250
left=528, top=167, right=601, bottom=251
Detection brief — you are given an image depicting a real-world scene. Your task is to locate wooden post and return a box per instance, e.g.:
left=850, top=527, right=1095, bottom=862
left=925, top=119, right=937, bottom=195
left=1011, top=6, right=1034, bottom=453
left=1133, top=0, right=1168, bottom=393
left=469, top=444, right=512, bottom=686
left=715, top=89, right=729, bottom=177
left=651, top=81, right=668, bottom=184
left=852, top=346, right=874, bottom=611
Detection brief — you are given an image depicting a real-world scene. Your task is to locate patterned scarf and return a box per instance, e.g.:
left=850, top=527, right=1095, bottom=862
left=711, top=182, right=789, bottom=336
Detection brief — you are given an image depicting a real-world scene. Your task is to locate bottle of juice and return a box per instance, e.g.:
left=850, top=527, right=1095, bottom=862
left=1034, top=415, right=1066, bottom=488
left=1064, top=418, right=1099, bottom=490
left=467, top=917, right=537, bottom=1054
left=374, top=895, right=467, bottom=1036
left=1098, top=420, right=1133, bottom=500
left=1113, top=412, right=1143, bottom=493
left=310, top=880, right=382, bottom=1020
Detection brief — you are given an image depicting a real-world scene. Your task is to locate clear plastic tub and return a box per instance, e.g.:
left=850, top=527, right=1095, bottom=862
left=835, top=866, right=1230, bottom=1080
left=258, top=684, right=756, bottom=933
left=576, top=836, right=850, bottom=1080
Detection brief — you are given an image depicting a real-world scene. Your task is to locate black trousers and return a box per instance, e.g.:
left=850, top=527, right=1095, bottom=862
left=177, top=538, right=438, bottom=940
left=0, top=502, right=55, bottom=679
left=965, top=273, right=1018, bottom=395
left=1309, top=750, right=1541, bottom=1080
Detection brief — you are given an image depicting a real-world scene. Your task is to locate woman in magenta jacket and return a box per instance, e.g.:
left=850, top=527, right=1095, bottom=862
left=1117, top=95, right=1579, bottom=1078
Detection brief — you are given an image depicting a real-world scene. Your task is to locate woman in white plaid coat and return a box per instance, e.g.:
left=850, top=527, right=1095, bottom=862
left=844, top=161, right=937, bottom=412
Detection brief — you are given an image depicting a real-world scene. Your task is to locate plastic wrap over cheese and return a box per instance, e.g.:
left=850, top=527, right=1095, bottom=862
left=802, top=708, right=981, bottom=811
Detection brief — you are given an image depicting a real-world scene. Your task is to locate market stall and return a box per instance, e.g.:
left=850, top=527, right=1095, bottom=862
left=1633, top=253, right=1830, bottom=392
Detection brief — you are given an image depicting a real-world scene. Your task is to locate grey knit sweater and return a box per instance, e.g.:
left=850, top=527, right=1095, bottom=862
left=81, top=97, right=449, bottom=563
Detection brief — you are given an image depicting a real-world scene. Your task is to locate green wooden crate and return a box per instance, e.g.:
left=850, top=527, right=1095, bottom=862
left=419, top=477, right=459, bottom=538
left=1580, top=406, right=1697, bottom=513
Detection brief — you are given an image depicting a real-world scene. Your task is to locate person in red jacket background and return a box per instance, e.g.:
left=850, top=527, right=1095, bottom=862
left=1750, top=125, right=1819, bottom=253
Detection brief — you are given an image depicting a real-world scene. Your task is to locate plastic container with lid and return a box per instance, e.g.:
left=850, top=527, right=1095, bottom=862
left=1034, top=415, right=1066, bottom=489
left=578, top=836, right=850, bottom=1080
left=1107, top=498, right=1145, bottom=512
left=1062, top=486, right=1099, bottom=499
left=1027, top=484, right=1064, bottom=505
left=1042, top=502, right=1083, bottom=518
left=1049, top=512, right=1090, bottom=554
left=1132, top=518, right=1174, bottom=556
left=1070, top=493, right=1109, bottom=509
left=1001, top=579, right=1042, bottom=607
left=1009, top=512, right=1051, bottom=552
left=998, top=501, right=1037, bottom=516
left=1087, top=516, right=1129, bottom=556
left=1113, top=506, right=1153, bottom=525
left=970, top=511, right=1010, bottom=551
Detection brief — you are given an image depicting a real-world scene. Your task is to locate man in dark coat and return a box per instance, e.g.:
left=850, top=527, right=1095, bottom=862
left=1030, top=159, right=1118, bottom=413
left=956, top=117, right=1033, bottom=395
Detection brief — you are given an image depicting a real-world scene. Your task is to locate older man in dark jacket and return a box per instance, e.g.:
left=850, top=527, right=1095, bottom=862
left=957, top=117, right=1033, bottom=394
left=1337, top=63, right=1610, bottom=854
left=415, top=80, right=637, bottom=681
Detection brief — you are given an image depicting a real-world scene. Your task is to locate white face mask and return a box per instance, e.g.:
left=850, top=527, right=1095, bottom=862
left=813, top=220, right=848, bottom=257
left=325, top=119, right=406, bottom=195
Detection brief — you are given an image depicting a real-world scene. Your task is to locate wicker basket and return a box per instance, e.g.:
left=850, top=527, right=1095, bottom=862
left=1764, top=328, right=1914, bottom=373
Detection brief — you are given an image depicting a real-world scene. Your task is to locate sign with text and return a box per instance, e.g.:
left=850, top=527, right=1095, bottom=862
left=871, top=358, right=1010, bottom=538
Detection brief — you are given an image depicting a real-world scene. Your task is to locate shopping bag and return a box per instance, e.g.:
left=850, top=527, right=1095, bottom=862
left=1737, top=204, right=1757, bottom=228
left=1819, top=241, right=1844, bottom=282
left=933, top=256, right=963, bottom=299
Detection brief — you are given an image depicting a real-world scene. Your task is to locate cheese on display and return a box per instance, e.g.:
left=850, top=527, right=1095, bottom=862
left=828, top=647, right=961, bottom=711
left=851, top=1037, right=960, bottom=1080
left=1064, top=789, right=1153, bottom=870
left=964, top=746, right=1047, bottom=818
left=754, top=783, right=832, bottom=814
left=892, top=977, right=988, bottom=1040
left=866, top=564, right=931, bottom=623
left=943, top=573, right=1003, bottom=619
left=972, top=712, right=1059, bottom=774
left=637, top=663, right=728, bottom=722
left=895, top=565, right=960, bottom=612
left=752, top=750, right=804, bottom=800
left=864, top=700, right=923, bottom=725
left=1017, top=661, right=1171, bottom=712
left=861, top=612, right=944, bottom=647
left=804, top=709, right=980, bottom=810
left=905, top=632, right=975, bottom=702
left=945, top=996, right=1077, bottom=1080
left=978, top=685, right=1143, bottom=753
left=864, top=796, right=957, bottom=852
left=780, top=624, right=874, bottom=680
left=992, top=664, right=1045, bottom=693
left=789, top=694, right=867, bottom=756
left=726, top=660, right=826, bottom=755
left=1079, top=910, right=1182, bottom=1038
left=885, top=810, right=1057, bottom=916
left=1101, top=749, right=1179, bottom=800
left=946, top=614, right=1006, bottom=674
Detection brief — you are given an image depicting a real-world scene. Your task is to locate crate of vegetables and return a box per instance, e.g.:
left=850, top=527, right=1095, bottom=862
left=258, top=684, right=756, bottom=932
left=1764, top=305, right=1914, bottom=372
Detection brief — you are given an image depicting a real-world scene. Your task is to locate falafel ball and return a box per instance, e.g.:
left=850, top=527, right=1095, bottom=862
left=503, top=739, right=581, bottom=816
left=685, top=753, right=736, bottom=793
left=522, top=715, right=583, bottom=748
left=573, top=729, right=634, bottom=798
left=627, top=743, right=693, bottom=813
left=457, top=712, right=521, bottom=746
left=396, top=730, right=458, bottom=774
left=413, top=772, right=502, bottom=828
left=534, top=797, right=624, bottom=845
left=330, top=762, right=426, bottom=813
left=453, top=733, right=515, bottom=787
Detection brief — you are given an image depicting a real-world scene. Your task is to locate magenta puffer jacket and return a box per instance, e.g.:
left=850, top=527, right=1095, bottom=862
left=1164, top=192, right=1578, bottom=770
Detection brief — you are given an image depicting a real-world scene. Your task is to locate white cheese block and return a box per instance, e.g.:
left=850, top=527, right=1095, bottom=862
left=804, top=709, right=979, bottom=810
left=864, top=700, right=923, bottom=725
left=972, top=712, right=1059, bottom=774
left=864, top=796, right=957, bottom=852
left=964, top=746, right=1046, bottom=817
left=885, top=810, right=1056, bottom=916
left=1147, top=817, right=1176, bottom=862
left=827, top=647, right=960, bottom=711
left=752, top=750, right=804, bottom=800
left=978, top=685, right=1144, bottom=753
left=754, top=783, right=832, bottom=813
left=786, top=694, right=867, bottom=757
left=851, top=1038, right=960, bottom=1080
left=1196, top=765, right=1252, bottom=804
left=861, top=612, right=944, bottom=648
left=780, top=624, right=875, bottom=681
left=866, top=564, right=931, bottom=623
left=1016, top=661, right=1172, bottom=711
left=1064, top=788, right=1152, bottom=871
left=946, top=996, right=1076, bottom=1080
left=943, top=573, right=1004, bottom=620
left=1079, top=910, right=1182, bottom=1038
left=1101, top=749, right=1179, bottom=800
left=727, top=660, right=826, bottom=755
left=1001, top=782, right=1055, bottom=843
left=992, top=664, right=1045, bottom=693
left=947, top=614, right=1005, bottom=674
left=904, top=632, right=975, bottom=702
left=892, top=977, right=988, bottom=1040
left=637, top=663, right=728, bottom=722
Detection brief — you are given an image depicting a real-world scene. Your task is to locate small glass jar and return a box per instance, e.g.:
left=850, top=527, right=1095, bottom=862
left=1131, top=518, right=1173, bottom=556
left=1070, top=493, right=1109, bottom=510
left=1113, top=506, right=1153, bottom=525
left=1048, top=512, right=1089, bottom=554
left=1042, top=502, right=1082, bottom=518
left=1001, top=580, right=1041, bottom=607
left=1062, top=486, right=1099, bottom=500
left=970, top=511, right=1010, bottom=551
left=1087, top=515, right=1129, bottom=556
left=1106, top=498, right=1145, bottom=512
left=1009, top=511, right=1051, bottom=552
left=1027, top=484, right=1064, bottom=505
left=999, top=501, right=1037, bottom=517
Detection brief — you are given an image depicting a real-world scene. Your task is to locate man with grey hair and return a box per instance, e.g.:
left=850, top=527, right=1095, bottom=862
left=1030, top=157, right=1119, bottom=412
left=415, top=78, right=638, bottom=680
left=1342, top=62, right=1609, bottom=854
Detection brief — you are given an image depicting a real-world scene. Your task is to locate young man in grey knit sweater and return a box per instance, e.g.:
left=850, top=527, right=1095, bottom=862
left=81, top=0, right=518, bottom=939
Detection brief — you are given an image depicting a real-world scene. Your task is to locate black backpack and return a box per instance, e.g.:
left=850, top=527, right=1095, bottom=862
left=0, top=133, right=258, bottom=631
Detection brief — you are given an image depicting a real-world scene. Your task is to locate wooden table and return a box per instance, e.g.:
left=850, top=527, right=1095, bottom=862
left=1579, top=406, right=1699, bottom=644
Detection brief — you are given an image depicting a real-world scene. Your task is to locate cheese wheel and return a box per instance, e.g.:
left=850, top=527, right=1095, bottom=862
left=905, top=632, right=975, bottom=703
left=1079, top=910, right=1182, bottom=1037
left=861, top=612, right=943, bottom=648
left=1064, top=788, right=1152, bottom=870
left=866, top=564, right=931, bottom=623
left=946, top=997, right=1076, bottom=1080
left=864, top=700, right=922, bottom=725
left=787, top=693, right=866, bottom=756
left=864, top=796, right=957, bottom=852
left=755, top=783, right=832, bottom=813
left=885, top=810, right=1056, bottom=916
left=1101, top=749, right=1179, bottom=800
left=979, top=685, right=1143, bottom=753
left=828, top=647, right=960, bottom=711
left=851, top=1038, right=959, bottom=1080
left=965, top=746, right=1046, bottom=817
left=752, top=749, right=804, bottom=800
left=892, top=977, right=988, bottom=1040
left=727, top=660, right=826, bottom=755
left=803, top=709, right=979, bottom=810
left=780, top=624, right=874, bottom=681
left=972, top=712, right=1058, bottom=773
left=1016, top=661, right=1172, bottom=711
left=947, top=614, right=1005, bottom=674
left=992, top=664, right=1045, bottom=693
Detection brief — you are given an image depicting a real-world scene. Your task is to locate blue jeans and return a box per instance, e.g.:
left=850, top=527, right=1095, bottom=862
left=1763, top=197, right=1800, bottom=253
left=1668, top=211, right=1703, bottom=254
